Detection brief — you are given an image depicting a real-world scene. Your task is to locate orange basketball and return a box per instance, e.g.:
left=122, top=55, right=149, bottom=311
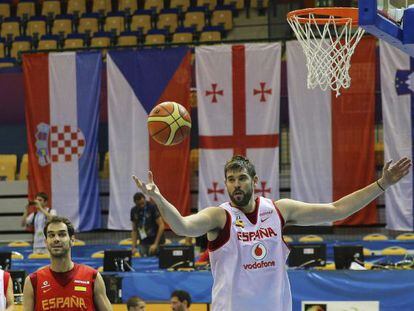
left=147, top=101, right=191, bottom=146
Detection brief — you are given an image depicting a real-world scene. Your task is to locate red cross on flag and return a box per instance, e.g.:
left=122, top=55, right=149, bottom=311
left=196, top=43, right=281, bottom=209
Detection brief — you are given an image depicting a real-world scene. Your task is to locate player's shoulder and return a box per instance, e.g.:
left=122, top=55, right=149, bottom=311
left=76, top=263, right=99, bottom=277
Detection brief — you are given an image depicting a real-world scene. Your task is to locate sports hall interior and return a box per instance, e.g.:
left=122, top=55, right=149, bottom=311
left=0, top=0, right=413, bottom=310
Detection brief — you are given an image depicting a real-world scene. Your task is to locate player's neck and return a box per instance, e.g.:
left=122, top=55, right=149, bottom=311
left=237, top=197, right=257, bottom=214
left=50, top=256, right=74, bottom=272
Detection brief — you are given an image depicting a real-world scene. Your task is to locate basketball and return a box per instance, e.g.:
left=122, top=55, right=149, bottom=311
left=147, top=101, right=191, bottom=146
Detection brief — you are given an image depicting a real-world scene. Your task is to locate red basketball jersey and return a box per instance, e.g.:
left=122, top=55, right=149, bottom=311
left=30, top=263, right=97, bottom=311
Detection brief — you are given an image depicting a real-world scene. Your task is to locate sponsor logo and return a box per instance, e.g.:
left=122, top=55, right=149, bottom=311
left=237, top=227, right=277, bottom=242
left=251, top=242, right=267, bottom=260
left=260, top=216, right=270, bottom=223
left=41, top=296, right=87, bottom=310
left=41, top=281, right=50, bottom=289
left=74, top=280, right=90, bottom=285
left=74, top=286, right=87, bottom=292
left=243, top=260, right=275, bottom=270
left=42, top=288, right=52, bottom=294
left=259, top=210, right=273, bottom=217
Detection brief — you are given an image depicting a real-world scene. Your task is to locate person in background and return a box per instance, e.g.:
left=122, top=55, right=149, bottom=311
left=126, top=296, right=146, bottom=311
left=170, top=290, right=191, bottom=311
left=21, top=192, right=56, bottom=254
left=130, top=192, right=165, bottom=256
left=0, top=268, right=14, bottom=310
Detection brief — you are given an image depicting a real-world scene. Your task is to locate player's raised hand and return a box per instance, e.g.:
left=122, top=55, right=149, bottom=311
left=132, top=171, right=160, bottom=197
left=379, top=157, right=412, bottom=189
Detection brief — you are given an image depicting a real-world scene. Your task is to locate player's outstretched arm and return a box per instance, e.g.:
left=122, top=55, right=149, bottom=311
left=93, top=273, right=113, bottom=311
left=133, top=172, right=226, bottom=237
left=277, top=157, right=411, bottom=226
left=22, top=276, right=34, bottom=311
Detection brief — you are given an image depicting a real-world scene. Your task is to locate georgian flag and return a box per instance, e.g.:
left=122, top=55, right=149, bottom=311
left=196, top=43, right=281, bottom=209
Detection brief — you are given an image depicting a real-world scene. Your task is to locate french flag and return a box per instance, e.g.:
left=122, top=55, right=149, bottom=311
left=287, top=37, right=377, bottom=225
left=107, top=48, right=192, bottom=229
left=23, top=52, right=102, bottom=231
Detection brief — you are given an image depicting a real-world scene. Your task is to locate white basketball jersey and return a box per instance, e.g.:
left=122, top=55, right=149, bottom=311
left=0, top=269, right=6, bottom=310
left=209, top=197, right=291, bottom=311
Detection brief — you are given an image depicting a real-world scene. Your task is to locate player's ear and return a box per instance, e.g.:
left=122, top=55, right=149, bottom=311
left=70, top=235, right=75, bottom=246
left=253, top=175, right=259, bottom=185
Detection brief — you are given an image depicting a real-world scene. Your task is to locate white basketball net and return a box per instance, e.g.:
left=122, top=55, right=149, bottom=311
left=287, top=13, right=365, bottom=96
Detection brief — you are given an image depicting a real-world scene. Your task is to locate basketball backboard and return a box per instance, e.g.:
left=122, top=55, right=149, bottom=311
left=359, top=0, right=414, bottom=56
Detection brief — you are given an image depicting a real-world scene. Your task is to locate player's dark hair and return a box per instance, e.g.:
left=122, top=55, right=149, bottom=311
left=35, top=192, right=48, bottom=202
left=133, top=192, right=145, bottom=201
left=126, top=296, right=144, bottom=308
left=171, top=290, right=192, bottom=307
left=224, top=155, right=256, bottom=179
left=43, top=216, right=75, bottom=238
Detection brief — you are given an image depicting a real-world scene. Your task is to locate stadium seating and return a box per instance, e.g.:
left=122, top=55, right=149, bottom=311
left=104, top=12, right=125, bottom=36
left=199, top=26, right=222, bottom=42
left=211, top=5, right=233, bottom=31
left=16, top=0, right=36, bottom=22
left=18, top=154, right=28, bottom=180
left=157, top=8, right=179, bottom=33
left=396, top=233, right=414, bottom=240
left=196, top=0, right=217, bottom=10
left=363, top=233, right=389, bottom=241
left=251, top=0, right=269, bottom=10
left=0, top=57, right=16, bottom=68
left=27, top=16, right=47, bottom=40
left=172, top=27, right=194, bottom=44
left=170, top=0, right=190, bottom=12
left=119, top=238, right=133, bottom=245
left=52, top=14, right=74, bottom=38
left=144, top=0, right=164, bottom=13
left=381, top=246, right=407, bottom=255
left=90, top=31, right=112, bottom=48
left=100, top=152, right=109, bottom=179
left=92, top=0, right=112, bottom=15
left=78, top=13, right=100, bottom=36
left=11, top=36, right=32, bottom=59
left=224, top=0, right=244, bottom=10
left=37, top=34, right=59, bottom=50
left=298, top=234, right=323, bottom=242
left=0, top=38, right=5, bottom=58
left=73, top=239, right=86, bottom=246
left=0, top=154, right=17, bottom=181
left=284, top=235, right=293, bottom=243
left=1, top=17, right=22, bottom=41
left=91, top=250, right=104, bottom=258
left=42, top=0, right=62, bottom=20
left=184, top=7, right=206, bottom=32
left=8, top=240, right=30, bottom=247
left=67, top=0, right=87, bottom=17
left=130, top=10, right=152, bottom=35
left=64, top=33, right=86, bottom=49
left=144, top=28, right=167, bottom=45
left=118, top=31, right=139, bottom=46
left=28, top=252, right=50, bottom=259
left=118, top=0, right=137, bottom=15
left=0, top=1, right=10, bottom=21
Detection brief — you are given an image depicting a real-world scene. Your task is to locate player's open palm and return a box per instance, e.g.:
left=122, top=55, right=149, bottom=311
left=380, top=157, right=412, bottom=188
left=132, top=171, right=160, bottom=198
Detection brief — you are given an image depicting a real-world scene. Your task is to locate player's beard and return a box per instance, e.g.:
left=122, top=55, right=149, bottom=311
left=48, top=243, right=70, bottom=258
left=229, top=186, right=253, bottom=207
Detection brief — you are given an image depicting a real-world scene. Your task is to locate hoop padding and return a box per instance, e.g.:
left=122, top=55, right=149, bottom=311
left=287, top=7, right=365, bottom=96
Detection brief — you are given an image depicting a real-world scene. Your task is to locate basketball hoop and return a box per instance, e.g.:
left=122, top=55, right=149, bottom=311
left=287, top=7, right=365, bottom=96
